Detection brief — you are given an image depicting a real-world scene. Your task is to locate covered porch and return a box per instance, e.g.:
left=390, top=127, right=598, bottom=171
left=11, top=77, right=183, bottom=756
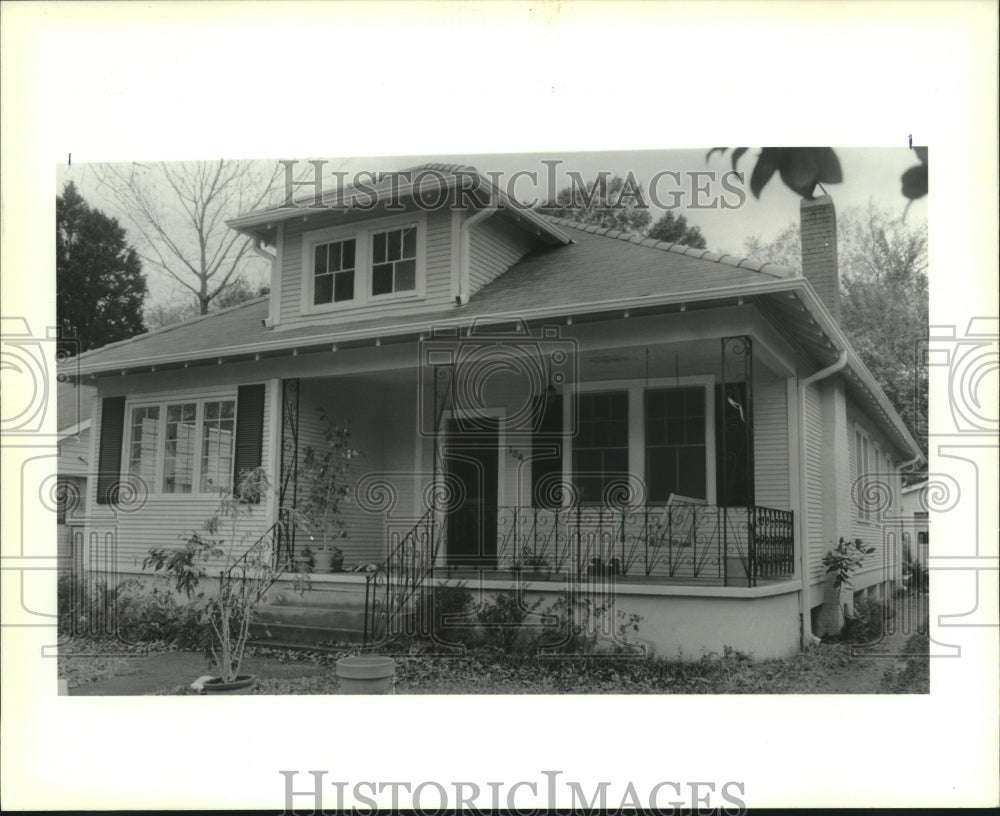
left=271, top=314, right=798, bottom=594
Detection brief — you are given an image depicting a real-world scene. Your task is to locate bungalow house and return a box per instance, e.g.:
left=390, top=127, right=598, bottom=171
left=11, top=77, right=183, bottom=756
left=61, top=163, right=923, bottom=659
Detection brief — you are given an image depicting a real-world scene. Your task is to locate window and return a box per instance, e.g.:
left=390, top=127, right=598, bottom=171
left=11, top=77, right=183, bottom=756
left=645, top=387, right=707, bottom=502
left=124, top=397, right=237, bottom=495
left=163, top=403, right=197, bottom=493
left=200, top=401, right=236, bottom=492
left=573, top=391, right=629, bottom=503
left=313, top=238, right=356, bottom=305
left=301, top=216, right=425, bottom=313
left=371, top=226, right=417, bottom=296
left=128, top=405, right=160, bottom=485
left=855, top=426, right=872, bottom=521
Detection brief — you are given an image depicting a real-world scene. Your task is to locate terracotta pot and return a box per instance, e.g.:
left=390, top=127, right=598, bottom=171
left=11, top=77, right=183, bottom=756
left=312, top=550, right=344, bottom=573
left=202, top=674, right=256, bottom=694
left=335, top=656, right=395, bottom=694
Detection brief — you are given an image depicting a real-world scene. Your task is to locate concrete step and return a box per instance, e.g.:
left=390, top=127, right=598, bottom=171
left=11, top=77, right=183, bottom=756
left=267, top=582, right=370, bottom=610
left=256, top=604, right=367, bottom=630
left=250, top=620, right=368, bottom=645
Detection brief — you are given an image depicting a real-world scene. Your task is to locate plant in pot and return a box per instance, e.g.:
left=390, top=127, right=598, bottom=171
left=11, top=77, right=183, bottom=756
left=514, top=548, right=552, bottom=582
left=143, top=468, right=300, bottom=693
left=297, top=408, right=361, bottom=574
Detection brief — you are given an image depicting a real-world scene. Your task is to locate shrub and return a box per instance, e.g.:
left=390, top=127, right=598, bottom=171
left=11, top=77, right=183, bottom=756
left=822, top=537, right=875, bottom=589
left=475, top=587, right=545, bottom=655
left=843, top=595, right=894, bottom=644
left=412, top=582, right=476, bottom=645
left=57, top=574, right=207, bottom=649
left=907, top=561, right=929, bottom=593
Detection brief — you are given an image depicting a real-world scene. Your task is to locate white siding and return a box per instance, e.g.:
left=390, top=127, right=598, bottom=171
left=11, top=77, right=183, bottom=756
left=278, top=207, right=454, bottom=330
left=753, top=369, right=789, bottom=510
left=844, top=395, right=905, bottom=588
left=468, top=214, right=535, bottom=295
left=803, top=383, right=826, bottom=582
left=85, top=381, right=274, bottom=576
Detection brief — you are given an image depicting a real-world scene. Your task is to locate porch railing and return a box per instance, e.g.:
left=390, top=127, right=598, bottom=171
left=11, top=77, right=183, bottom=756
left=363, top=507, right=442, bottom=644
left=494, top=503, right=794, bottom=587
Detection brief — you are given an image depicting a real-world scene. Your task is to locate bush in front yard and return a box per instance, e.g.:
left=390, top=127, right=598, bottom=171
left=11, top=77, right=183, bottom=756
left=58, top=574, right=206, bottom=649
left=842, top=596, right=894, bottom=644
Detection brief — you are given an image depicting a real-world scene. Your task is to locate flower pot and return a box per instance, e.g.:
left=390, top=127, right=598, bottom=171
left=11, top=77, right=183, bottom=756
left=312, top=550, right=344, bottom=573
left=335, top=656, right=395, bottom=694
left=202, top=674, right=256, bottom=694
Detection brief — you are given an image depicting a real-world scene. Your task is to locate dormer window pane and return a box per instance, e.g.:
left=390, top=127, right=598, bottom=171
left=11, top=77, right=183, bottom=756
left=372, top=264, right=393, bottom=296
left=372, top=232, right=387, bottom=264
left=396, top=259, right=416, bottom=291
left=334, top=271, right=355, bottom=301
left=402, top=226, right=416, bottom=257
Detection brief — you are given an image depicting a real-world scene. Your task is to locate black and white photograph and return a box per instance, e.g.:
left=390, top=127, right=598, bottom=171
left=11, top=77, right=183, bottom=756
left=1, top=2, right=997, bottom=812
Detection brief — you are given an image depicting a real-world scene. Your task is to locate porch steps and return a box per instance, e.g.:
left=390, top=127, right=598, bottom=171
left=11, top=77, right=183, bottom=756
left=251, top=579, right=372, bottom=645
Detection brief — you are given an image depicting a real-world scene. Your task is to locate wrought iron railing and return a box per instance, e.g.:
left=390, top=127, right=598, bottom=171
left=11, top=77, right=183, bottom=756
left=363, top=507, right=442, bottom=644
left=494, top=503, right=794, bottom=587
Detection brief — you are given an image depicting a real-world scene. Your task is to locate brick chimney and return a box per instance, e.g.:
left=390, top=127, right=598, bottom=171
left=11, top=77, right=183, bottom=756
left=800, top=195, right=839, bottom=321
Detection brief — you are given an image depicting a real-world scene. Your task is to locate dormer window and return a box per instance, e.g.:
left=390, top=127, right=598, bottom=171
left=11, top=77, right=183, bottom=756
left=301, top=212, right=426, bottom=314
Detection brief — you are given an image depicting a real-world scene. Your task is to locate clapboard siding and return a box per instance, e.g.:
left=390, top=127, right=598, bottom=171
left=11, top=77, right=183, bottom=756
left=278, top=207, right=454, bottom=330
left=845, top=394, right=903, bottom=585
left=752, top=369, right=789, bottom=510
left=58, top=430, right=91, bottom=476
left=86, top=381, right=274, bottom=575
left=468, top=214, right=535, bottom=295
left=803, top=383, right=826, bottom=582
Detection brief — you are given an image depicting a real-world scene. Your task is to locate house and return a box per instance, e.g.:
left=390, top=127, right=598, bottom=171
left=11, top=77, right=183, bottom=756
left=56, top=381, right=95, bottom=575
left=900, top=480, right=930, bottom=566
left=60, top=163, right=923, bottom=659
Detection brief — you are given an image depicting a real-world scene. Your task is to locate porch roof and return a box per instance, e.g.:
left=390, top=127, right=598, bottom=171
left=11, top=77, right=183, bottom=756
left=67, top=221, right=804, bottom=375
left=64, top=220, right=922, bottom=462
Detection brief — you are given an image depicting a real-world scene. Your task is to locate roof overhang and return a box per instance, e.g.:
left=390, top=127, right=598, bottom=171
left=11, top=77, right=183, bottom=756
left=226, top=167, right=572, bottom=247
left=63, top=275, right=922, bottom=464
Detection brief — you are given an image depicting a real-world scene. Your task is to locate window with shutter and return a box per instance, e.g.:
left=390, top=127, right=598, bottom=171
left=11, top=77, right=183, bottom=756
left=233, top=384, right=266, bottom=499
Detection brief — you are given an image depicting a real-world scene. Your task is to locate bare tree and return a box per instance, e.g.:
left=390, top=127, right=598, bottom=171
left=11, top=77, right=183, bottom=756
left=95, top=160, right=282, bottom=314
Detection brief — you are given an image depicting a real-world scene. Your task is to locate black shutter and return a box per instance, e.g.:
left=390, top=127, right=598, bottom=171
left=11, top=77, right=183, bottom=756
left=96, top=396, right=126, bottom=505
left=531, top=393, right=563, bottom=509
left=233, top=384, right=266, bottom=499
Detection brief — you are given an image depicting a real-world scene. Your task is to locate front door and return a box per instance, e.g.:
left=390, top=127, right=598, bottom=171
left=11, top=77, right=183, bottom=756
left=443, top=417, right=499, bottom=568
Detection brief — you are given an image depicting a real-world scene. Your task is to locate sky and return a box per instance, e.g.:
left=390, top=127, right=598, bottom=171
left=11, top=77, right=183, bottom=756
left=57, top=147, right=927, bottom=310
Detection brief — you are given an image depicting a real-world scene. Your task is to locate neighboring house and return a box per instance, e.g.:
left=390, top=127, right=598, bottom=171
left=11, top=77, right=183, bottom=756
left=900, top=480, right=930, bottom=565
left=56, top=381, right=95, bottom=574
left=60, top=164, right=923, bottom=658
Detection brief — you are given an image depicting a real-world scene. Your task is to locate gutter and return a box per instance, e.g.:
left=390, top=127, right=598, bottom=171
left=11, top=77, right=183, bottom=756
left=797, top=348, right=848, bottom=648
left=457, top=203, right=499, bottom=305
left=251, top=238, right=278, bottom=327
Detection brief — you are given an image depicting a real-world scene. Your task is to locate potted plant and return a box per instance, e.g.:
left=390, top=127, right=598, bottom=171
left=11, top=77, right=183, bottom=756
left=143, top=468, right=298, bottom=693
left=514, top=549, right=551, bottom=582
left=297, top=408, right=361, bottom=574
